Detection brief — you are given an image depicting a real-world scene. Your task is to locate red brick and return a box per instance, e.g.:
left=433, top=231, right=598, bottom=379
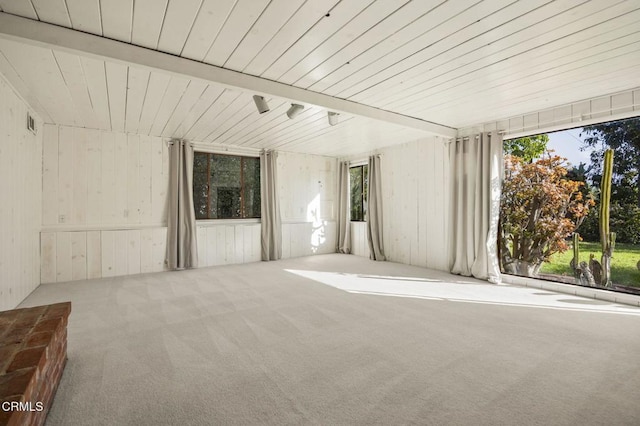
left=0, top=327, right=32, bottom=346
left=7, top=347, right=47, bottom=373
left=0, top=344, right=20, bottom=374
left=32, top=319, right=61, bottom=334
left=43, top=303, right=71, bottom=320
left=24, top=332, right=53, bottom=349
left=0, top=368, right=35, bottom=397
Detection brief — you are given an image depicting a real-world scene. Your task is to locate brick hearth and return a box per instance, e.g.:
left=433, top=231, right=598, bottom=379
left=0, top=302, right=71, bottom=426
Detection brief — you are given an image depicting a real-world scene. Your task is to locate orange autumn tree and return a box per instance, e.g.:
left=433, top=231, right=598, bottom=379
left=500, top=153, right=594, bottom=277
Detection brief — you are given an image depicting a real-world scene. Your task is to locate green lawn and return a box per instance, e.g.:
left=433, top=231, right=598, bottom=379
left=539, top=241, right=640, bottom=287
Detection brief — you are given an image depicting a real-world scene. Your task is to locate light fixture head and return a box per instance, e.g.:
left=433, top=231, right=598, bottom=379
left=328, top=111, right=339, bottom=126
left=286, top=104, right=304, bottom=119
left=253, top=95, right=270, bottom=114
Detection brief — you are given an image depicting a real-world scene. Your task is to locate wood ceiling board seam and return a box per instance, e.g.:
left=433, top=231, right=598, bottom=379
left=386, top=9, right=640, bottom=113
left=307, top=0, right=480, bottom=95
left=408, top=42, right=640, bottom=119
left=355, top=0, right=630, bottom=108
left=149, top=76, right=190, bottom=136
left=203, top=97, right=279, bottom=143
left=242, top=109, right=327, bottom=148
left=172, top=85, right=226, bottom=139
left=53, top=50, right=101, bottom=129
left=0, top=12, right=456, bottom=137
left=197, top=95, right=253, bottom=142
left=279, top=0, right=411, bottom=86
left=183, top=89, right=243, bottom=140
left=265, top=115, right=356, bottom=150
left=131, top=0, right=168, bottom=50
left=422, top=61, right=640, bottom=128
left=160, top=79, right=209, bottom=137
left=105, top=62, right=128, bottom=132
left=156, top=0, right=202, bottom=56
left=180, top=0, right=236, bottom=61
left=124, top=67, right=151, bottom=134
left=0, top=0, right=37, bottom=19
left=293, top=0, right=446, bottom=90
left=260, top=0, right=375, bottom=81
left=391, top=24, right=640, bottom=115
left=0, top=49, right=53, bottom=122
left=354, top=0, right=589, bottom=106
left=459, top=61, right=640, bottom=124
left=203, top=0, right=270, bottom=67
left=215, top=100, right=293, bottom=146
left=206, top=97, right=293, bottom=143
left=31, top=0, right=72, bottom=27
left=229, top=106, right=323, bottom=147
left=66, top=0, right=102, bottom=36
left=242, top=0, right=339, bottom=76
left=0, top=40, right=77, bottom=125
left=101, top=0, right=133, bottom=43
left=137, top=72, right=171, bottom=135
left=222, top=0, right=305, bottom=72
left=80, top=57, right=112, bottom=129
left=332, top=0, right=532, bottom=100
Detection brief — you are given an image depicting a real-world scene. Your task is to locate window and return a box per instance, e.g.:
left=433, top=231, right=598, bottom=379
left=193, top=152, right=260, bottom=219
left=499, top=116, right=640, bottom=294
left=350, top=164, right=368, bottom=221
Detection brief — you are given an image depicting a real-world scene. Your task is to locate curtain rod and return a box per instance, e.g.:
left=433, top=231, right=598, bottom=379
left=458, top=130, right=507, bottom=141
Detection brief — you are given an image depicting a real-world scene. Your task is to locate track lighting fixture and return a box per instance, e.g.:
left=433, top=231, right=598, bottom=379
left=253, top=95, right=270, bottom=114
left=286, top=104, right=304, bottom=119
left=328, top=111, right=339, bottom=126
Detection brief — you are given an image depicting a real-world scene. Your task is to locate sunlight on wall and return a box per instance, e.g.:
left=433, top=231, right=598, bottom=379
left=307, top=193, right=325, bottom=253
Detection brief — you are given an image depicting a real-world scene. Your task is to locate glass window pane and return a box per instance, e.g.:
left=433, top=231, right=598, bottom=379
left=363, top=164, right=368, bottom=222
left=350, top=166, right=364, bottom=221
left=192, top=152, right=209, bottom=219
left=211, top=155, right=241, bottom=219
left=242, top=157, right=261, bottom=218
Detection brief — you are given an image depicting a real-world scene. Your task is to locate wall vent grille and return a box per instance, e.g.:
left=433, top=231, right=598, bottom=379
left=27, top=113, right=36, bottom=134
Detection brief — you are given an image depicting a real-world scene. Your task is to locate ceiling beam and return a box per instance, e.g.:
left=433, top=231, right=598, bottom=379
left=0, top=12, right=457, bottom=138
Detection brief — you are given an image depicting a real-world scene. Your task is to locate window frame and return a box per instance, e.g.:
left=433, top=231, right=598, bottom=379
left=192, top=151, right=261, bottom=221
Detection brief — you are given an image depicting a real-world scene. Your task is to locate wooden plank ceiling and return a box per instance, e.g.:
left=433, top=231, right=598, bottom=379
left=0, top=0, right=639, bottom=156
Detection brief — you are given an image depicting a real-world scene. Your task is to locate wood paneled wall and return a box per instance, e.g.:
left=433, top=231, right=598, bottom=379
left=0, top=75, right=42, bottom=311
left=349, top=137, right=450, bottom=271
left=40, top=125, right=337, bottom=283
left=381, top=137, right=450, bottom=271
left=350, top=222, right=370, bottom=259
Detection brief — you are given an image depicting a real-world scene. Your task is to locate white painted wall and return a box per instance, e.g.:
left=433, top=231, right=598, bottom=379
left=40, top=125, right=337, bottom=283
left=40, top=125, right=170, bottom=283
left=350, top=137, right=450, bottom=272
left=278, top=151, right=337, bottom=258
left=0, top=74, right=43, bottom=310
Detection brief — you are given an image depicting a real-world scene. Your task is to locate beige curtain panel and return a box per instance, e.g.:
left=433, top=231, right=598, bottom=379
left=448, top=131, right=502, bottom=283
left=367, top=155, right=386, bottom=261
left=166, top=140, right=198, bottom=270
left=336, top=161, right=351, bottom=254
left=260, top=150, right=282, bottom=261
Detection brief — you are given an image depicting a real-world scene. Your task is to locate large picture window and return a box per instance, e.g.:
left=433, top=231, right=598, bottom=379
left=350, top=164, right=368, bottom=221
left=499, top=116, right=640, bottom=294
left=193, top=152, right=260, bottom=219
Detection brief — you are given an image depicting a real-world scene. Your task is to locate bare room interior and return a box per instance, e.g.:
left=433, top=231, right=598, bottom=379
left=1, top=1, right=640, bottom=425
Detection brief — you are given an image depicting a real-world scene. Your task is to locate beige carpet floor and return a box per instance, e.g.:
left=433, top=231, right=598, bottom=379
left=19, top=254, right=640, bottom=425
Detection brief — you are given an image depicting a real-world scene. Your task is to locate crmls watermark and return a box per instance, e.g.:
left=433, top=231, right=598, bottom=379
left=1, top=401, right=44, bottom=412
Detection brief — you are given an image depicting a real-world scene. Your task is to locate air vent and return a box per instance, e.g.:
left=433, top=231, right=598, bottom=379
left=27, top=113, right=36, bottom=134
